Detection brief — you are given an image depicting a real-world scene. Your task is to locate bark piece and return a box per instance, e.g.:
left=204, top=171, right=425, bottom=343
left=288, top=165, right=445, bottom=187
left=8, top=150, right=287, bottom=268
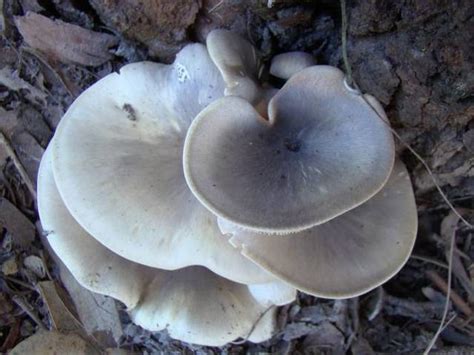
left=89, top=0, right=200, bottom=60
left=15, top=12, right=118, bottom=66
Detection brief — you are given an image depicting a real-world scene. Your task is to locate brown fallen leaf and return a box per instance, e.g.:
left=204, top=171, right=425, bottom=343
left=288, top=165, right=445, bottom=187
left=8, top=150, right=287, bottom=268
left=8, top=330, right=100, bottom=354
left=36, top=281, right=84, bottom=333
left=0, top=197, right=35, bottom=247
left=57, top=263, right=124, bottom=348
left=0, top=108, right=18, bottom=139
left=15, top=12, right=118, bottom=66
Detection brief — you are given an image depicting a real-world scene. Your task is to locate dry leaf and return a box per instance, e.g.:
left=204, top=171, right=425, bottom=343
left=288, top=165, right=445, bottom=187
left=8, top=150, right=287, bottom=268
left=0, top=197, right=35, bottom=247
left=15, top=12, right=118, bottom=66
left=0, top=108, right=18, bottom=140
left=11, top=130, right=44, bottom=186
left=0, top=67, right=48, bottom=105
left=8, top=330, right=99, bottom=354
left=36, top=281, right=84, bottom=333
left=59, top=266, right=124, bottom=348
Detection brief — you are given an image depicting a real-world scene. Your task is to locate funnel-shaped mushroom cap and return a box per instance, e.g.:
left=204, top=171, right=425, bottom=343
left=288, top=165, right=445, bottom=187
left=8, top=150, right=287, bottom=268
left=206, top=29, right=263, bottom=106
left=184, top=66, right=395, bottom=233
left=38, top=147, right=296, bottom=346
left=50, top=44, right=273, bottom=284
left=219, top=160, right=418, bottom=298
left=270, top=52, right=316, bottom=80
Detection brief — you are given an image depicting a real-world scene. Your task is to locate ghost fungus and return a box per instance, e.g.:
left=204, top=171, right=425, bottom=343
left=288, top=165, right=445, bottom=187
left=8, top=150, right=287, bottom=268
left=38, top=147, right=296, bottom=346
left=37, top=27, right=418, bottom=346
left=218, top=160, right=418, bottom=298
left=183, top=65, right=395, bottom=234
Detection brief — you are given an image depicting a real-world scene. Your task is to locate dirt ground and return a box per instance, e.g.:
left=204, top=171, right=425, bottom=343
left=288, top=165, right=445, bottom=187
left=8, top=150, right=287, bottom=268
left=0, top=0, right=473, bottom=353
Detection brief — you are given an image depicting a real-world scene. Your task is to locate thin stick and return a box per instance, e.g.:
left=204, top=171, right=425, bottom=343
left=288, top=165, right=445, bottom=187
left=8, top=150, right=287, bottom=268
left=423, top=228, right=456, bottom=354
left=0, top=132, right=36, bottom=200
left=12, top=295, right=47, bottom=330
left=338, top=0, right=472, bottom=229
left=230, top=305, right=274, bottom=344
left=426, top=270, right=472, bottom=318
left=340, top=0, right=352, bottom=87
left=208, top=0, right=224, bottom=14
left=411, top=254, right=449, bottom=270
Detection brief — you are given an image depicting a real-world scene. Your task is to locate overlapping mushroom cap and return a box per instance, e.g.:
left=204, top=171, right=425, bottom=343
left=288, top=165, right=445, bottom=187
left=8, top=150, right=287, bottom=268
left=184, top=30, right=417, bottom=296
left=38, top=147, right=295, bottom=346
left=37, top=28, right=418, bottom=347
left=183, top=66, right=395, bottom=233
left=50, top=43, right=273, bottom=285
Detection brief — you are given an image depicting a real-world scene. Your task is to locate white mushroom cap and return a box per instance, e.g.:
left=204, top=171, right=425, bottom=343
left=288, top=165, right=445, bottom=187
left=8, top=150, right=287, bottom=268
left=219, top=160, right=418, bottom=298
left=270, top=52, right=316, bottom=80
left=38, top=146, right=296, bottom=346
left=183, top=65, right=395, bottom=233
left=130, top=267, right=290, bottom=346
left=49, top=43, right=273, bottom=284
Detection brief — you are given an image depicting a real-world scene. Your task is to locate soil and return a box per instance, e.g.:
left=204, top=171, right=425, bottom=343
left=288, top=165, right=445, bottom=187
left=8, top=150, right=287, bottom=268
left=0, top=0, right=473, bottom=354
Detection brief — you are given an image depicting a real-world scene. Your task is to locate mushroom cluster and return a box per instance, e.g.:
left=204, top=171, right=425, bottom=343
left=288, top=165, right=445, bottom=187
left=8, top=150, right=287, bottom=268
left=37, top=30, right=418, bottom=346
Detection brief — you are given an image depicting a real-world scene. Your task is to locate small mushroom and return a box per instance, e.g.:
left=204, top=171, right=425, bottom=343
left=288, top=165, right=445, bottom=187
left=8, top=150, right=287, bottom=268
left=206, top=29, right=276, bottom=116
left=270, top=52, right=317, bottom=80
left=218, top=160, right=418, bottom=298
left=183, top=65, right=395, bottom=233
left=38, top=146, right=296, bottom=346
left=50, top=43, right=273, bottom=284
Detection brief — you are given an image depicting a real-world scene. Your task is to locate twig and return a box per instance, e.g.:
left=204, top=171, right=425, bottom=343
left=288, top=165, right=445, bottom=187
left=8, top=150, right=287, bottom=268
left=423, top=227, right=455, bottom=354
left=0, top=132, right=36, bottom=200
left=339, top=0, right=352, bottom=87
left=411, top=254, right=449, bottom=269
left=12, top=295, right=47, bottom=330
left=338, top=0, right=472, bottom=230
left=425, top=270, right=472, bottom=318
left=208, top=0, right=224, bottom=14
left=230, top=305, right=275, bottom=344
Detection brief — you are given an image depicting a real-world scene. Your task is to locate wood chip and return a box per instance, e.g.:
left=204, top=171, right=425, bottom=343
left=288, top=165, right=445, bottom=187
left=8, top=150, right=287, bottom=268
left=0, top=67, right=48, bottom=105
left=0, top=197, right=35, bottom=247
left=23, top=255, right=47, bottom=278
left=1, top=256, right=18, bottom=275
left=0, top=0, right=4, bottom=34
left=15, top=12, right=118, bottom=66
